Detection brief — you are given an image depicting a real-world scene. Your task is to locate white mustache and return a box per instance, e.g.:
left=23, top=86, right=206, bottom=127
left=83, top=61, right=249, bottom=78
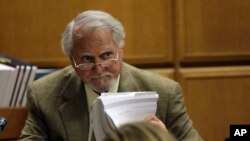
left=91, top=72, right=113, bottom=79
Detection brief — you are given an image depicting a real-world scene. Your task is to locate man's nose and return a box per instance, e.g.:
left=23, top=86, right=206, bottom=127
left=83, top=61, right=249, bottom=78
left=93, top=62, right=104, bottom=74
left=93, top=57, right=104, bottom=72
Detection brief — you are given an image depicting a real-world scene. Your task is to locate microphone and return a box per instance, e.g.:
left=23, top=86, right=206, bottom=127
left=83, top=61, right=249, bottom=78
left=0, top=117, right=7, bottom=132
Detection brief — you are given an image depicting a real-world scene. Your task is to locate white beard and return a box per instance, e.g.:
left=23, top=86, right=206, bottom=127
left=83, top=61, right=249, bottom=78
left=87, top=73, right=117, bottom=93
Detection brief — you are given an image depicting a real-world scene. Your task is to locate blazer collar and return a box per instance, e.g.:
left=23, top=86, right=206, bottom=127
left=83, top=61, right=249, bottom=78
left=118, top=63, right=141, bottom=92
left=58, top=66, right=89, bottom=141
left=60, top=68, right=84, bottom=100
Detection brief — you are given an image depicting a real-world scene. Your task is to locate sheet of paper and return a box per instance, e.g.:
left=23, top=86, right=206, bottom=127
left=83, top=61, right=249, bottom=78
left=92, top=91, right=159, bottom=141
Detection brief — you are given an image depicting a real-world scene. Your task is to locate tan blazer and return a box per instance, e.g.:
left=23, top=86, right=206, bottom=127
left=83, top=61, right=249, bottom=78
left=19, top=63, right=203, bottom=141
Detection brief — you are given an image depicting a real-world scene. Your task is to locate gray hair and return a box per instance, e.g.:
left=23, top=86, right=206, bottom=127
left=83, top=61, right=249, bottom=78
left=61, top=10, right=126, bottom=57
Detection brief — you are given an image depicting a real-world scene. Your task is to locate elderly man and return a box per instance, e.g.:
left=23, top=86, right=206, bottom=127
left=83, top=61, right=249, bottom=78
left=19, top=10, right=203, bottom=141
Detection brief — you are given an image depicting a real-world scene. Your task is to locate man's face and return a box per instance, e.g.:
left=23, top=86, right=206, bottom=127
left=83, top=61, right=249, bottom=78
left=71, top=27, right=123, bottom=93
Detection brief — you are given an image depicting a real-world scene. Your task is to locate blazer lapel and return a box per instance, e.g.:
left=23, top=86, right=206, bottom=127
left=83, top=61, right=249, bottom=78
left=118, top=63, right=141, bottom=92
left=57, top=68, right=89, bottom=141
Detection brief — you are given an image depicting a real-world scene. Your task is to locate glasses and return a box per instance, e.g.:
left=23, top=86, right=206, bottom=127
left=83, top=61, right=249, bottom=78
left=72, top=52, right=119, bottom=70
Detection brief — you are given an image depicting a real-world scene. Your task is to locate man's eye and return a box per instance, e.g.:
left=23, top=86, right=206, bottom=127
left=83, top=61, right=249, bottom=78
left=81, top=56, right=93, bottom=63
left=102, top=52, right=113, bottom=59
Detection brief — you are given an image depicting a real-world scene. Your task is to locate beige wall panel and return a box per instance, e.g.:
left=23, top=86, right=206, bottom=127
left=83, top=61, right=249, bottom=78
left=179, top=66, right=250, bottom=141
left=0, top=0, right=174, bottom=67
left=175, top=0, right=250, bottom=62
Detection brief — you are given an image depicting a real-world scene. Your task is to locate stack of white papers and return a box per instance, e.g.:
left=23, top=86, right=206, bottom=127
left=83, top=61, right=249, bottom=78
left=92, top=91, right=159, bottom=141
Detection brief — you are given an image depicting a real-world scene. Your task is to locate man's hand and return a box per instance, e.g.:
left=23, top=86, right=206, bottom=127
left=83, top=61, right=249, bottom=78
left=143, top=114, right=167, bottom=132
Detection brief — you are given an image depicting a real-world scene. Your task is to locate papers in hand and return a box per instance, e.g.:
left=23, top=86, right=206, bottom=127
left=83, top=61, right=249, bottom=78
left=92, top=91, right=159, bottom=141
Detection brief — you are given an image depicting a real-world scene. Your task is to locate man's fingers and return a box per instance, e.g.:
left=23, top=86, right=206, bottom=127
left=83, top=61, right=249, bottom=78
left=143, top=114, right=167, bottom=132
left=143, top=114, right=159, bottom=122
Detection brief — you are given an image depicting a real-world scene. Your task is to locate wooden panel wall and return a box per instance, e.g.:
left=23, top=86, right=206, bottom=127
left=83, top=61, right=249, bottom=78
left=175, top=0, right=250, bottom=63
left=0, top=0, right=174, bottom=67
left=146, top=68, right=175, bottom=79
left=1, top=0, right=250, bottom=141
left=179, top=66, right=250, bottom=141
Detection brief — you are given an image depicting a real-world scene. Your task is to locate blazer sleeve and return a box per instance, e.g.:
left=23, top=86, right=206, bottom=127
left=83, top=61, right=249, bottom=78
left=166, top=83, right=203, bottom=141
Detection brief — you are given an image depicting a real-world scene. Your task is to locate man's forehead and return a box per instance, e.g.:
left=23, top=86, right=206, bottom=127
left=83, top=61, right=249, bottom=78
left=81, top=47, right=115, bottom=56
left=72, top=41, right=118, bottom=57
